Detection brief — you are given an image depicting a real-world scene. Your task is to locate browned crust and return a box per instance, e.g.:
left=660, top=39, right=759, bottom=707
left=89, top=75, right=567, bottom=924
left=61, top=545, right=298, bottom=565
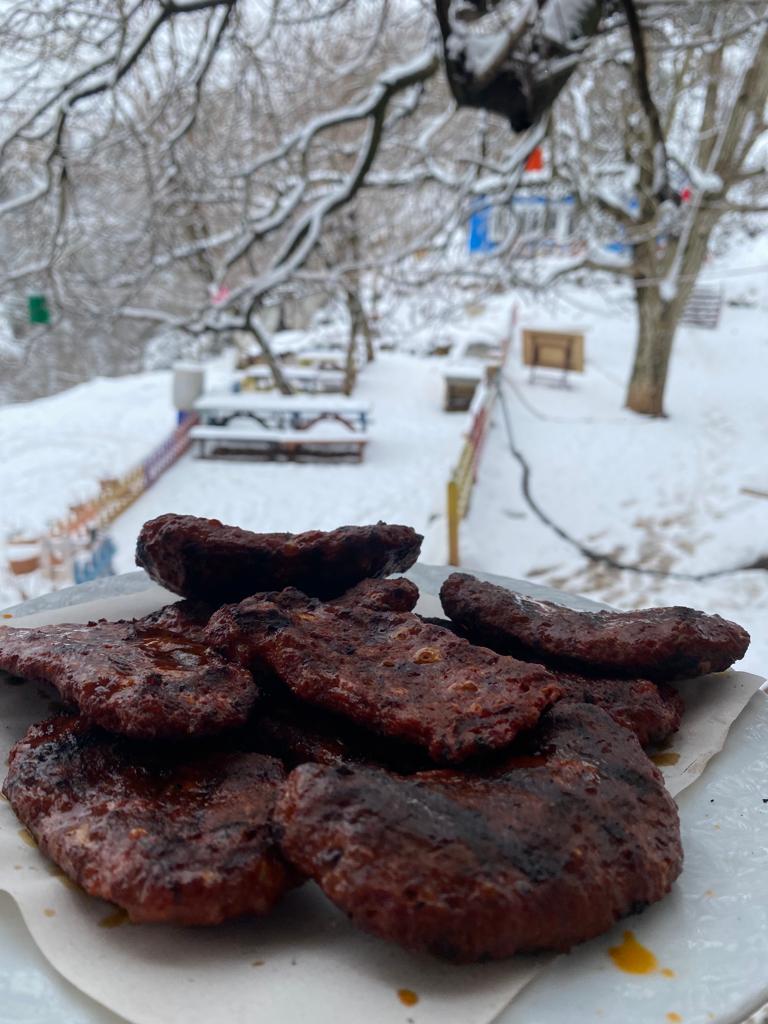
left=440, top=573, right=750, bottom=681
left=3, top=716, right=297, bottom=925
left=135, top=514, right=423, bottom=602
left=206, top=584, right=562, bottom=764
left=275, top=702, right=683, bottom=961
left=0, top=614, right=258, bottom=739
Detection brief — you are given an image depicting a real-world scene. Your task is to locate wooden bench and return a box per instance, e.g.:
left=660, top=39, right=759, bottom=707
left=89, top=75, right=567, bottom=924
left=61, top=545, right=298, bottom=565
left=189, top=425, right=368, bottom=463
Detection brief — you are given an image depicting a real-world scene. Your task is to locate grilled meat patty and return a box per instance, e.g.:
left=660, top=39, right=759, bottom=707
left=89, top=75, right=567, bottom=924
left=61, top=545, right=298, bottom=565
left=0, top=613, right=258, bottom=739
left=206, top=583, right=562, bottom=764
left=275, top=702, right=683, bottom=961
left=440, top=572, right=750, bottom=681
left=136, top=514, right=423, bottom=602
left=3, top=716, right=295, bottom=924
left=554, top=671, right=683, bottom=747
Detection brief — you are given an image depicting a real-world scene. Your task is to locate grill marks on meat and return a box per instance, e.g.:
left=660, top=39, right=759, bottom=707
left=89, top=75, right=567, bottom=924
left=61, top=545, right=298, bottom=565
left=440, top=573, right=750, bottom=681
left=0, top=614, right=257, bottom=739
left=206, top=584, right=562, bottom=764
left=275, top=702, right=683, bottom=962
left=136, top=514, right=423, bottom=603
left=3, top=716, right=295, bottom=925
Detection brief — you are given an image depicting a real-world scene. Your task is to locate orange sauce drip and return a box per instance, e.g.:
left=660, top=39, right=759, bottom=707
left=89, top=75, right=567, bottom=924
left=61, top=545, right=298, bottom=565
left=608, top=931, right=658, bottom=974
left=651, top=752, right=680, bottom=767
left=397, top=989, right=419, bottom=1007
left=667, top=1014, right=682, bottom=1023
left=2, top=613, right=13, bottom=619
left=661, top=968, right=675, bottom=978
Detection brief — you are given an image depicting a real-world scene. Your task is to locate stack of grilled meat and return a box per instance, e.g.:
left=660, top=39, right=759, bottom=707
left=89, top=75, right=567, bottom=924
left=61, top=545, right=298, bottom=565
left=0, top=514, right=750, bottom=962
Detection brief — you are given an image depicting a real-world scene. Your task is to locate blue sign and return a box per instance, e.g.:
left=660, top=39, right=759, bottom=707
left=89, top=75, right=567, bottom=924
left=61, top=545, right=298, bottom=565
left=468, top=203, right=496, bottom=253
left=74, top=534, right=117, bottom=584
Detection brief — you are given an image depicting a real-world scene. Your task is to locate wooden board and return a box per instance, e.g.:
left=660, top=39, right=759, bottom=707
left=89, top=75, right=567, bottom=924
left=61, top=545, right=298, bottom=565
left=522, top=329, right=585, bottom=372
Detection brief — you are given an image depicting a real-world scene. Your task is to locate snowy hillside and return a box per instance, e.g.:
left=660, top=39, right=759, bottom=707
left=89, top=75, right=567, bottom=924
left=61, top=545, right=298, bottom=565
left=0, top=372, right=176, bottom=542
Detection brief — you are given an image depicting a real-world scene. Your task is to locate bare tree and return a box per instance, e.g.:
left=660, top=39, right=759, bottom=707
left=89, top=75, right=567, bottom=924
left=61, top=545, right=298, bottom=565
left=525, top=1, right=768, bottom=415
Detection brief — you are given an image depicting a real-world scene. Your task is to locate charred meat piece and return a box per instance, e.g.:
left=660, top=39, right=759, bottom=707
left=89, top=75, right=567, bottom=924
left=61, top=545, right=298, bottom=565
left=3, top=716, right=295, bottom=925
left=136, top=514, right=423, bottom=602
left=275, top=702, right=683, bottom=962
left=419, top=616, right=682, bottom=746
left=329, top=576, right=419, bottom=613
left=440, top=573, right=750, bottom=681
left=555, top=672, right=683, bottom=747
left=206, top=584, right=562, bottom=764
left=0, top=615, right=258, bottom=739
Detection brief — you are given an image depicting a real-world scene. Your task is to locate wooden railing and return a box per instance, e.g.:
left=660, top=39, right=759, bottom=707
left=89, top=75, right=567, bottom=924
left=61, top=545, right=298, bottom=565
left=446, top=309, right=515, bottom=565
left=447, top=377, right=498, bottom=565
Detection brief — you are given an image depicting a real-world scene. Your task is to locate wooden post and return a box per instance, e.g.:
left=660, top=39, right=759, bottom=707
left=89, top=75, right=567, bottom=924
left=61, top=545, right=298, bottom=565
left=447, top=478, right=460, bottom=566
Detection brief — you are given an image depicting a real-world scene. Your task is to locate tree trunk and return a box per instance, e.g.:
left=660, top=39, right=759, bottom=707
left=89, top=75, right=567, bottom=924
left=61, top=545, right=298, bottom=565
left=246, top=319, right=294, bottom=396
left=346, top=284, right=374, bottom=363
left=624, top=285, right=677, bottom=417
left=343, top=327, right=357, bottom=396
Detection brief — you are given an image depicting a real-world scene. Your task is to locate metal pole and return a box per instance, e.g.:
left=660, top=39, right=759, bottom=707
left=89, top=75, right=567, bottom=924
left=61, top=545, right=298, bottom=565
left=447, top=478, right=460, bottom=566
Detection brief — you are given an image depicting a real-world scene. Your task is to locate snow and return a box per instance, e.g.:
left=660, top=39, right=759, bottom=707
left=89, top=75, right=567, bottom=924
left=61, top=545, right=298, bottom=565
left=1, top=275, right=765, bottom=688
left=106, top=352, right=468, bottom=572
left=540, top=0, right=597, bottom=44
left=459, top=282, right=768, bottom=678
left=0, top=373, right=176, bottom=601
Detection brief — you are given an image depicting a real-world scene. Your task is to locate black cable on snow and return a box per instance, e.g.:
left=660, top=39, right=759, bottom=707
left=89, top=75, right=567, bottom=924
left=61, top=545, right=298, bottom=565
left=495, top=383, right=762, bottom=583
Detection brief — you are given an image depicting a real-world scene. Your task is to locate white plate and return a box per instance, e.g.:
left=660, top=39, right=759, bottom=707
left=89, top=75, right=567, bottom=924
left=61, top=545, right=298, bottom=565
left=1, top=569, right=767, bottom=1024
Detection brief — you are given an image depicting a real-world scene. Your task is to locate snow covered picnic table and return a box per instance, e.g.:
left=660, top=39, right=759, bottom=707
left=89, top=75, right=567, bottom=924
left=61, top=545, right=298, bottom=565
left=194, top=391, right=371, bottom=432
left=233, top=366, right=346, bottom=395
left=286, top=347, right=346, bottom=364
left=442, top=361, right=486, bottom=411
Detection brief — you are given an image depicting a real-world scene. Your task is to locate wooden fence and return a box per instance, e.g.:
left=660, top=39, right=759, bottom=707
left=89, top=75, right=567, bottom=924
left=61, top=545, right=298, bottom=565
left=446, top=310, right=515, bottom=565
left=447, top=377, right=498, bottom=565
left=682, top=287, right=723, bottom=329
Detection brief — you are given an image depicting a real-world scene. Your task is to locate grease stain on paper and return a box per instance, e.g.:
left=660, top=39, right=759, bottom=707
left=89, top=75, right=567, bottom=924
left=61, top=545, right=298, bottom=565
left=18, top=827, right=36, bottom=847
left=99, top=907, right=129, bottom=928
left=397, top=989, right=419, bottom=1007
left=651, top=752, right=680, bottom=767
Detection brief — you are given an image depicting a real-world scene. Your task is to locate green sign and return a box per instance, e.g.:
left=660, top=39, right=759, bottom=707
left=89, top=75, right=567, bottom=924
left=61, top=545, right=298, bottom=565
left=28, top=294, right=50, bottom=324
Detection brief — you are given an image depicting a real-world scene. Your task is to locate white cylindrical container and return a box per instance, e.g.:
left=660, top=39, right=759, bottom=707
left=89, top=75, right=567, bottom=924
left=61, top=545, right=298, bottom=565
left=172, top=364, right=205, bottom=411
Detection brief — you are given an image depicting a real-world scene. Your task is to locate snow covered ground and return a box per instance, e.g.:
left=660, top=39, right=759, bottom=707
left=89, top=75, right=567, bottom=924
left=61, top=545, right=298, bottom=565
left=460, top=284, right=768, bottom=678
left=1, top=272, right=765, bottom=687
left=107, top=351, right=468, bottom=571
left=0, top=371, right=176, bottom=543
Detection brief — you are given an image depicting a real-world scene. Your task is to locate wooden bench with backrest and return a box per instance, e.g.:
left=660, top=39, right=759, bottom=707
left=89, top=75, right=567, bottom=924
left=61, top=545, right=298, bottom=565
left=189, top=425, right=368, bottom=463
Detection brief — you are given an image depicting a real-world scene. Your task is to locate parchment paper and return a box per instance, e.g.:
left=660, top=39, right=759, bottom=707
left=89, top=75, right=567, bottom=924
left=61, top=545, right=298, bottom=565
left=0, top=575, right=762, bottom=1024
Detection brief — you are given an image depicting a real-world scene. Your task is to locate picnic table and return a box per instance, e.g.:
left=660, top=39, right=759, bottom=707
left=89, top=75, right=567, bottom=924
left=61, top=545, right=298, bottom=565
left=442, top=361, right=485, bottom=411
left=233, top=366, right=346, bottom=395
left=282, top=348, right=352, bottom=372
left=194, top=392, right=371, bottom=433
